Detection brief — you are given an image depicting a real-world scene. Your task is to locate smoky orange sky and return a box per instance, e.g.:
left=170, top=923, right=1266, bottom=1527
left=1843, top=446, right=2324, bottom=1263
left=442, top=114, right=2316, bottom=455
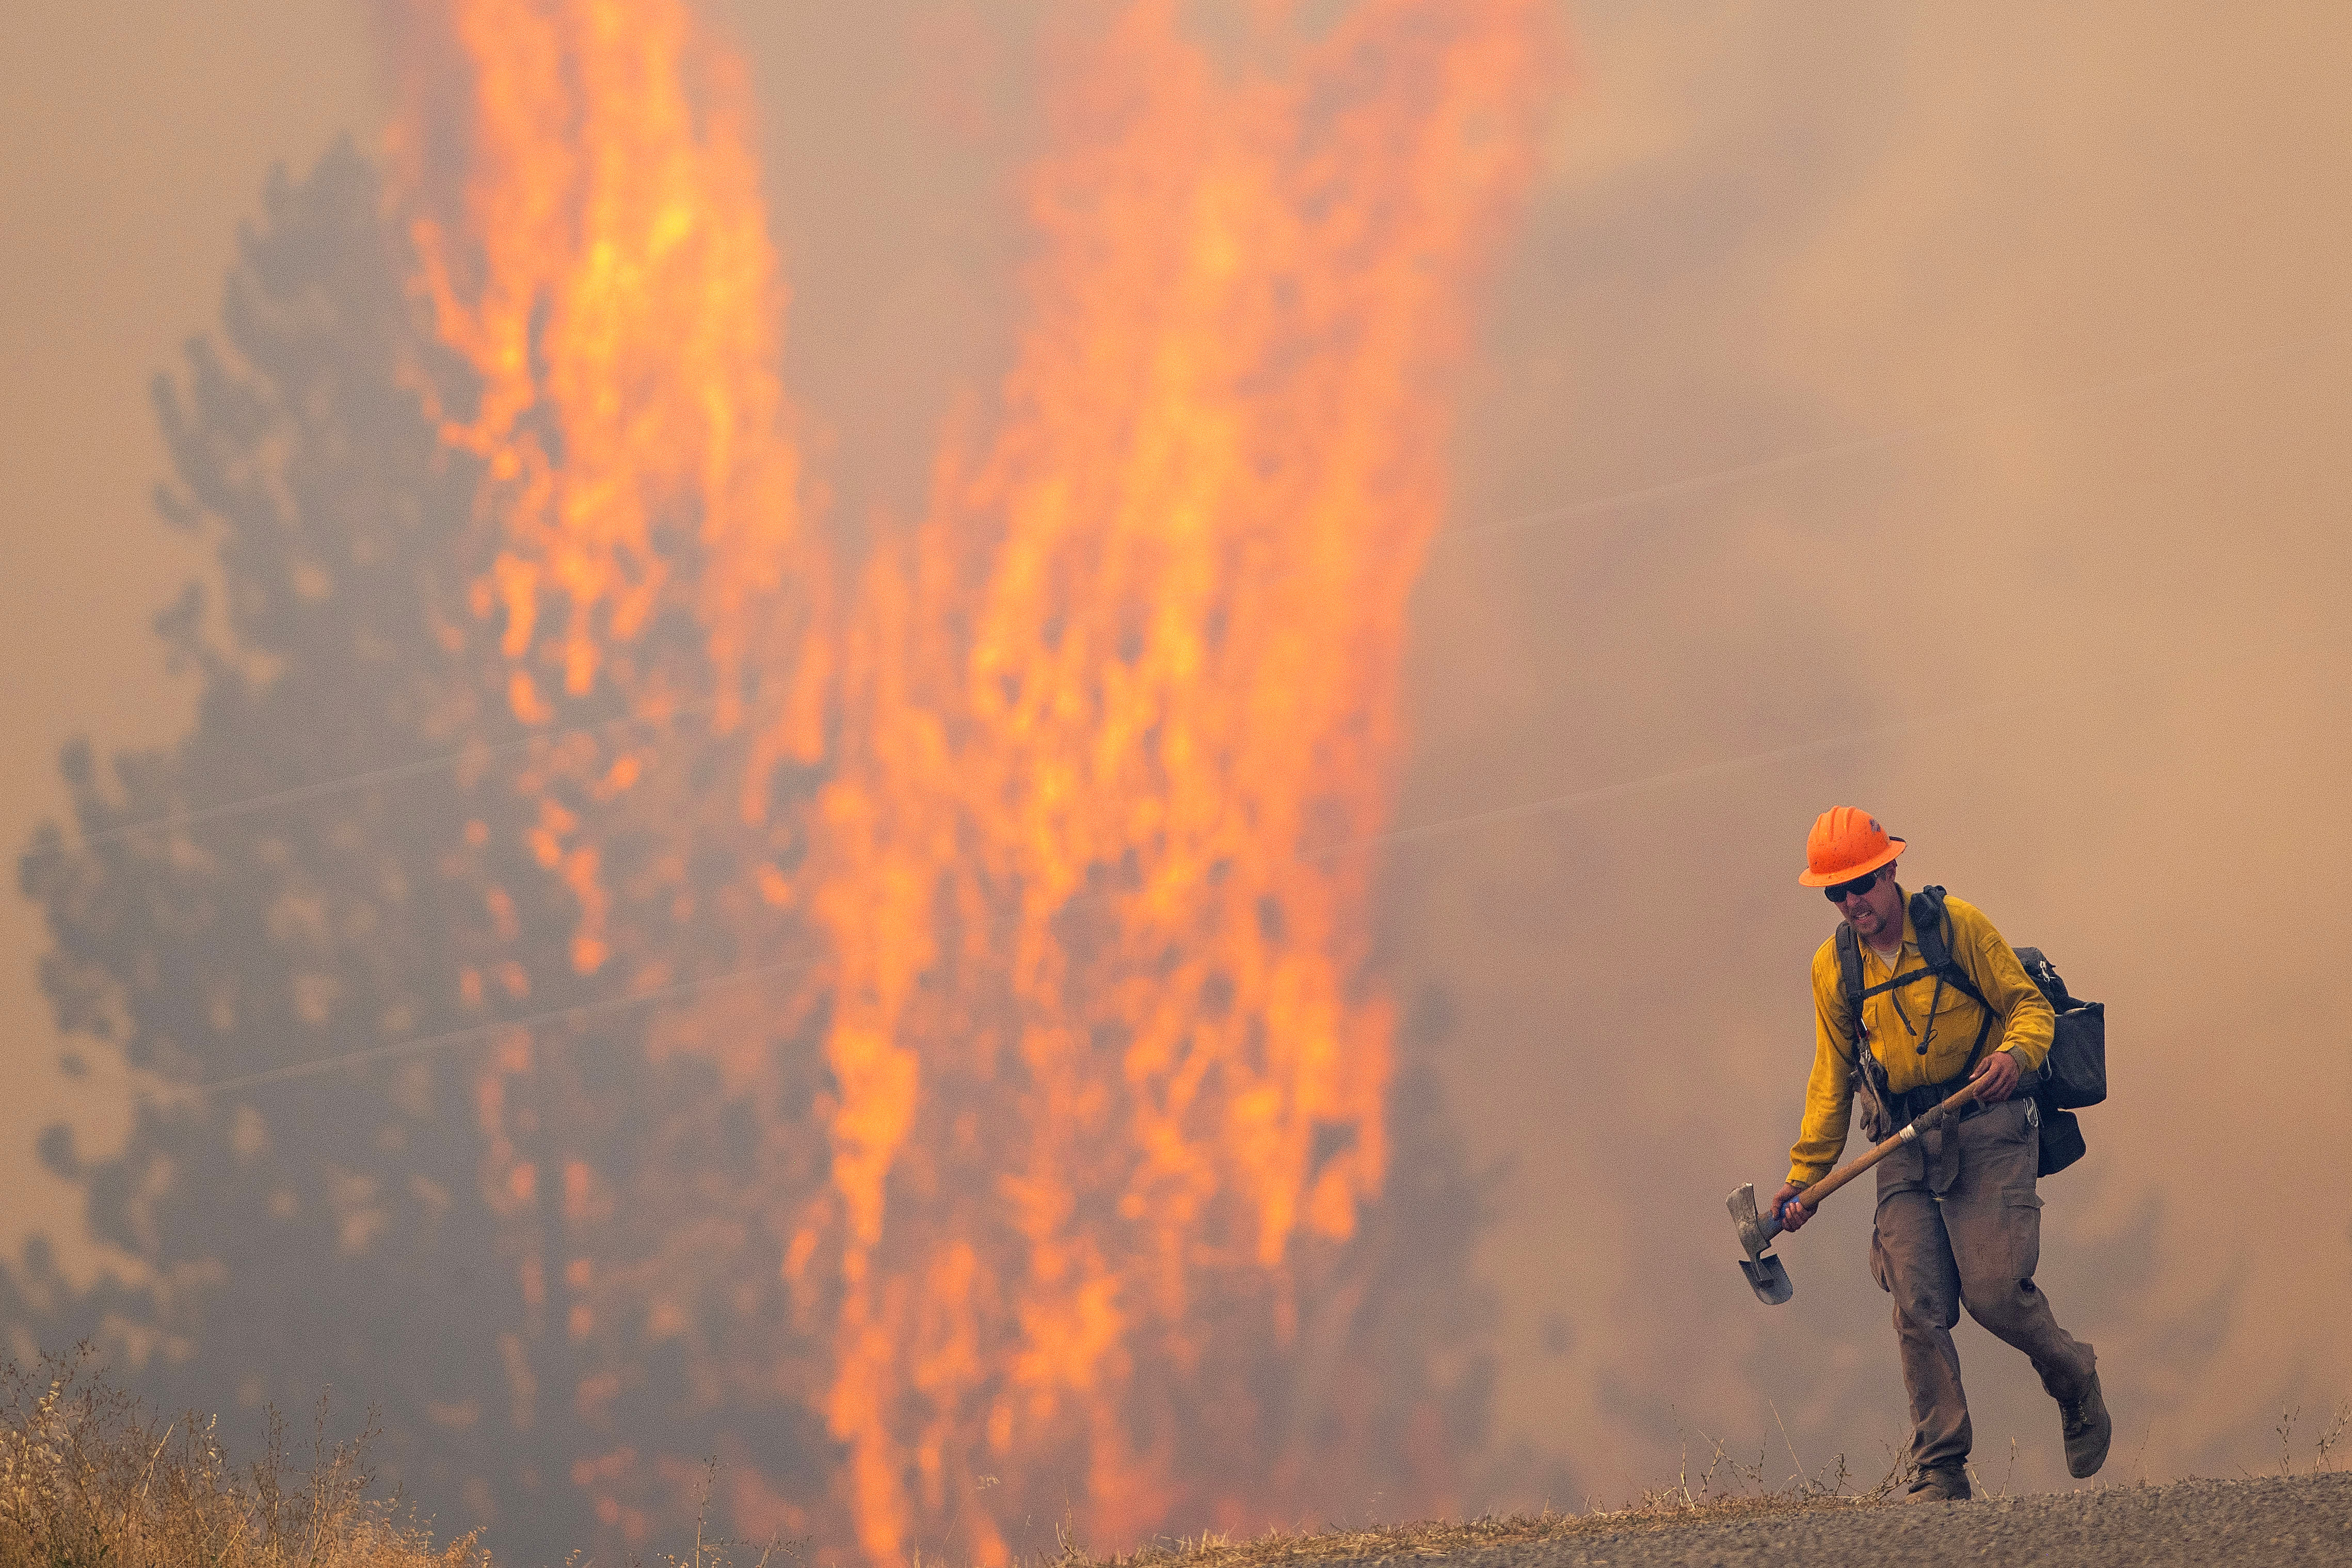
left=5, top=0, right=2348, bottom=1529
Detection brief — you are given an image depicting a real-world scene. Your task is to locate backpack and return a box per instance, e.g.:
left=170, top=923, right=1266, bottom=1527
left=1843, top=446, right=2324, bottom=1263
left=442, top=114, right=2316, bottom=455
left=1834, top=886, right=2105, bottom=1177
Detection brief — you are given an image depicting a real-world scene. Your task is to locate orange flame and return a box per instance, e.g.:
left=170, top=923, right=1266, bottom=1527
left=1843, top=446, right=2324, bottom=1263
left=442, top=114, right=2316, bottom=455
left=802, top=5, right=1560, bottom=1560
left=390, top=0, right=824, bottom=834
left=392, top=0, right=1560, bottom=1560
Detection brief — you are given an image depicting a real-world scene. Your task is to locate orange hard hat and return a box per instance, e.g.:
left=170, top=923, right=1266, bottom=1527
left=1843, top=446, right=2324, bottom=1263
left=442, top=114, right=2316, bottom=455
left=1798, top=806, right=1906, bottom=887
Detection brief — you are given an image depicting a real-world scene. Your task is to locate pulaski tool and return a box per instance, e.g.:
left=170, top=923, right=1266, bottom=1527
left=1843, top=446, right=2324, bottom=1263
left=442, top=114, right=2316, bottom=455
left=1727, top=1077, right=1992, bottom=1305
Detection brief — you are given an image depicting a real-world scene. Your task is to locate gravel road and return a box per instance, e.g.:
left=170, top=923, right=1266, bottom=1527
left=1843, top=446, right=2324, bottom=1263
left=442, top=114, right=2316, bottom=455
left=1379, top=1474, right=2352, bottom=1568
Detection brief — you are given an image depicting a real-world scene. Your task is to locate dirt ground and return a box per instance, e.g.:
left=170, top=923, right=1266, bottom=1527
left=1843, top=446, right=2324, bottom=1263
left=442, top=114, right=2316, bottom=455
left=1378, top=1474, right=2352, bottom=1568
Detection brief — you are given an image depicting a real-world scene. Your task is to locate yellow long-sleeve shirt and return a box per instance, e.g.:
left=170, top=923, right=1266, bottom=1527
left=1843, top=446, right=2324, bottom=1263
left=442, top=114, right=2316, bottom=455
left=1787, top=888, right=2054, bottom=1187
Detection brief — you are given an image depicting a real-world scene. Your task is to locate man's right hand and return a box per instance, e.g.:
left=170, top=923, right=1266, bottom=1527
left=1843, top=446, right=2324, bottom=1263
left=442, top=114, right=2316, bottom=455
left=1771, top=1181, right=1811, bottom=1231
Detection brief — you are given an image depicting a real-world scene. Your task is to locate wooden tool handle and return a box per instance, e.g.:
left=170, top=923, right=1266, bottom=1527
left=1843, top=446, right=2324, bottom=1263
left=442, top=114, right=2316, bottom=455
left=1797, top=1077, right=1990, bottom=1213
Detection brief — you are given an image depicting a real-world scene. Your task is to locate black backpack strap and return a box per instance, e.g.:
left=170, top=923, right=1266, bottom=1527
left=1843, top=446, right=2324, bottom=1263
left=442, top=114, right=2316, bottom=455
left=1833, top=922, right=1896, bottom=1119
left=1835, top=921, right=1864, bottom=1020
left=1911, top=886, right=1997, bottom=1074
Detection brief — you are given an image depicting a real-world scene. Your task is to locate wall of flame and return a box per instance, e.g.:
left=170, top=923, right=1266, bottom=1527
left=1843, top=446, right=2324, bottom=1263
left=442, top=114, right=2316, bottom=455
left=387, top=0, right=1561, bottom=1559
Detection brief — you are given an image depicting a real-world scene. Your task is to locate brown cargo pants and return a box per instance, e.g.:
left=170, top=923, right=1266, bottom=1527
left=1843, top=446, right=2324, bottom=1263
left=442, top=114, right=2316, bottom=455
left=1868, top=1095, right=2097, bottom=1473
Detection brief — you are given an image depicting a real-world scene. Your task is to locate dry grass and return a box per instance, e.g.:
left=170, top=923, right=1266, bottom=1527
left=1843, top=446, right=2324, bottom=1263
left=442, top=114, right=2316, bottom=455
left=0, top=1348, right=479, bottom=1568
left=4, top=1352, right=1906, bottom=1568
left=2270, top=1401, right=2352, bottom=1478
left=1029, top=1432, right=1904, bottom=1568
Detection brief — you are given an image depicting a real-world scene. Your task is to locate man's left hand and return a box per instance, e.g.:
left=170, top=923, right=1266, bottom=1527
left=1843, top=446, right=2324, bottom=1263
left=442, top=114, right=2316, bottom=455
left=1969, top=1049, right=2021, bottom=1103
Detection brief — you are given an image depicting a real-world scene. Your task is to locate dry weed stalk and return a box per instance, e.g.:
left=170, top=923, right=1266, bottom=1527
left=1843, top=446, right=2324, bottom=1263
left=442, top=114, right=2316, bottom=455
left=2315, top=1403, right=2352, bottom=1474
left=644, top=1459, right=802, bottom=1568
left=0, top=1347, right=478, bottom=1568
left=2286, top=1401, right=2352, bottom=1477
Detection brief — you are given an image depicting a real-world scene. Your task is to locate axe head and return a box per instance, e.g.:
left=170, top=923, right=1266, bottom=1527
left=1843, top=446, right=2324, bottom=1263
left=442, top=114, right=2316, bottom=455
left=1726, top=1182, right=1794, bottom=1306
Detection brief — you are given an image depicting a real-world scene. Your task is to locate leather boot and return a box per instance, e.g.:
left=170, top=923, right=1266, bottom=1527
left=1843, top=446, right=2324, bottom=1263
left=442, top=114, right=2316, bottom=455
left=2061, top=1369, right=2112, bottom=1478
left=1905, top=1463, right=1972, bottom=1502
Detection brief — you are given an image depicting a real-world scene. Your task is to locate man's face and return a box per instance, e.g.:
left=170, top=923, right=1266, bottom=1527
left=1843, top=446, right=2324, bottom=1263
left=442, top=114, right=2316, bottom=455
left=1835, top=861, right=1905, bottom=944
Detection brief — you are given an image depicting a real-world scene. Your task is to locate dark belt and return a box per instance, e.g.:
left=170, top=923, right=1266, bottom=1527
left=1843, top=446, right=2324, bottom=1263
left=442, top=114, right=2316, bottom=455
left=1892, top=1076, right=1989, bottom=1127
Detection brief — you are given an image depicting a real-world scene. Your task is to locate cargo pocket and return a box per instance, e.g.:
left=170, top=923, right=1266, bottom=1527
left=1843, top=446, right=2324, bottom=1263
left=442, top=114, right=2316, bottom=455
left=1868, top=1225, right=1894, bottom=1294
left=2002, top=1191, right=2044, bottom=1283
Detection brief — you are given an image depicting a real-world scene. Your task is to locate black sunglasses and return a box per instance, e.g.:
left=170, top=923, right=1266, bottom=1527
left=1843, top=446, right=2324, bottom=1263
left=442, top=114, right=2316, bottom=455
left=1823, top=867, right=1885, bottom=904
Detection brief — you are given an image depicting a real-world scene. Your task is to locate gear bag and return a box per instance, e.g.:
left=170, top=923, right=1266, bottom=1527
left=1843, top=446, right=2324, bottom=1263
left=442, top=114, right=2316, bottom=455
left=1833, top=886, right=2103, bottom=1178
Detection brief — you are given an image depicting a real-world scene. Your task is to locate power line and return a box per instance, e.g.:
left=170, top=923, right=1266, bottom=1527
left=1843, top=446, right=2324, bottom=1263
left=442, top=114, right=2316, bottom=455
left=180, top=954, right=806, bottom=1099
left=27, top=325, right=2338, bottom=867
left=61, top=325, right=2348, bottom=1100
left=165, top=628, right=2319, bottom=1100
left=1317, top=631, right=2319, bottom=861
left=22, top=695, right=722, bottom=866
left=1423, top=324, right=2344, bottom=555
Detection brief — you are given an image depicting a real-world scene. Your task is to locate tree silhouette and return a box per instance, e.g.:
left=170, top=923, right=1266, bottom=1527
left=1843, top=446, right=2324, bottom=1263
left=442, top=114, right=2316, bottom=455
left=6, top=142, right=835, bottom=1564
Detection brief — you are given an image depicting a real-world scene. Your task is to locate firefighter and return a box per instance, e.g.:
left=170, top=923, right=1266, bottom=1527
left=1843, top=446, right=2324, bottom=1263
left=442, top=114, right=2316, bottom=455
left=1773, top=807, right=2110, bottom=1501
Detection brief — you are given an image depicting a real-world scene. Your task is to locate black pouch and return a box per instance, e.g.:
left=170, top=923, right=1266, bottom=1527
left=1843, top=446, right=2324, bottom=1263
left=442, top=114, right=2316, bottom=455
left=2031, top=1093, right=2086, bottom=1177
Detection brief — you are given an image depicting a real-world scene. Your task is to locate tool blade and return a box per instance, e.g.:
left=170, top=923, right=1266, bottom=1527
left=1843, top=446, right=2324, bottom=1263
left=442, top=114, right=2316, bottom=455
left=1738, top=1252, right=1795, bottom=1306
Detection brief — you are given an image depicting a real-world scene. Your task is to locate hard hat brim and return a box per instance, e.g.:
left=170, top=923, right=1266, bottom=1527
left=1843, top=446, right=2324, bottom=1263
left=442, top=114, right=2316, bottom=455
left=1796, top=835, right=1906, bottom=887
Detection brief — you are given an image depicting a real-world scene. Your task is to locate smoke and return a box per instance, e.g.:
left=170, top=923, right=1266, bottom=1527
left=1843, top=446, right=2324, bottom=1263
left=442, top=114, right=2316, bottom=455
left=1384, top=0, right=2352, bottom=1503
left=5, top=0, right=2349, bottom=1557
